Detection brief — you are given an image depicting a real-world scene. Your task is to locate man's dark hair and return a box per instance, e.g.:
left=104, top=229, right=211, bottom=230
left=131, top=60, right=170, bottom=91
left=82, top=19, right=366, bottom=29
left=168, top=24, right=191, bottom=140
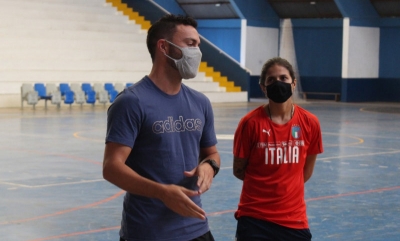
left=259, top=57, right=296, bottom=85
left=146, top=14, right=197, bottom=62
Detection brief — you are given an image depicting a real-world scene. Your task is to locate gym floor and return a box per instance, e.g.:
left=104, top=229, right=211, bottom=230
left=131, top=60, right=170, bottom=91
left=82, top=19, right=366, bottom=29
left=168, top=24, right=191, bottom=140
left=0, top=100, right=399, bottom=241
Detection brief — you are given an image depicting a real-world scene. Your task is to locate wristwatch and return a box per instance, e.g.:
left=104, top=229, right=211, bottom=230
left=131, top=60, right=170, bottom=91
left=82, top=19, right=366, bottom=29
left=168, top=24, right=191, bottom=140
left=203, top=159, right=220, bottom=177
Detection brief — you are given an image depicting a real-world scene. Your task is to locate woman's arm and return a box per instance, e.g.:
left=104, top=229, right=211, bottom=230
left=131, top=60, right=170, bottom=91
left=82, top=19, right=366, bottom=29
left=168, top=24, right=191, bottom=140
left=233, top=157, right=248, bottom=181
left=304, top=154, right=317, bottom=183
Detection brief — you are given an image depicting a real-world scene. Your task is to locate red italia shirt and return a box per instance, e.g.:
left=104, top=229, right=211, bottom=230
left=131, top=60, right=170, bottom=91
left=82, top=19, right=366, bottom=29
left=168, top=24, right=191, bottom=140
left=233, top=105, right=323, bottom=229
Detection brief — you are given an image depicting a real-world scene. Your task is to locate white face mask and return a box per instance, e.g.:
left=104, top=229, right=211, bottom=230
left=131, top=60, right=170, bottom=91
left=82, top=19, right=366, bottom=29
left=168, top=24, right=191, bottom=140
left=164, top=40, right=202, bottom=79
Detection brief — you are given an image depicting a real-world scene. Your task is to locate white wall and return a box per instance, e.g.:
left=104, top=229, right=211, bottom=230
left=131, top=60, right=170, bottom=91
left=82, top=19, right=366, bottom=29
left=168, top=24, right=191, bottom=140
left=347, top=26, right=380, bottom=78
left=0, top=0, right=151, bottom=108
left=245, top=26, right=279, bottom=76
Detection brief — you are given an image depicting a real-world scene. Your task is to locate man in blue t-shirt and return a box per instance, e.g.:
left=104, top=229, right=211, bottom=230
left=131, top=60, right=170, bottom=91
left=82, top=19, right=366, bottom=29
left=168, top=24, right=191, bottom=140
left=103, top=14, right=221, bottom=241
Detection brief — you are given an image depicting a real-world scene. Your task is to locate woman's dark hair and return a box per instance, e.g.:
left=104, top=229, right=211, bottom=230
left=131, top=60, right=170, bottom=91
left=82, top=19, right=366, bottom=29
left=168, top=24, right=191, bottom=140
left=146, top=14, right=197, bottom=62
left=259, top=57, right=296, bottom=85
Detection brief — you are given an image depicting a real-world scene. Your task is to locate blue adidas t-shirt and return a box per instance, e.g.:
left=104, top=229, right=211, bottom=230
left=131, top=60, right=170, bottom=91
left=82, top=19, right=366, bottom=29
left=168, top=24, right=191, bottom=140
left=106, top=76, right=217, bottom=241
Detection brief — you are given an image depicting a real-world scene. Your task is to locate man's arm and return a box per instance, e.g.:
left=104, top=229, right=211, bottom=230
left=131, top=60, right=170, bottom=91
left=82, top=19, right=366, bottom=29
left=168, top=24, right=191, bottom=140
left=185, top=145, right=220, bottom=194
left=199, top=145, right=220, bottom=167
left=304, top=154, right=317, bottom=183
left=103, top=142, right=206, bottom=219
left=233, top=157, right=248, bottom=181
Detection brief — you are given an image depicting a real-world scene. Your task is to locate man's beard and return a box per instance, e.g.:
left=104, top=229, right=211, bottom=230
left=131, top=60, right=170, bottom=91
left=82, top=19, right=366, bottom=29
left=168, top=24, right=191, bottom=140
left=166, top=46, right=182, bottom=71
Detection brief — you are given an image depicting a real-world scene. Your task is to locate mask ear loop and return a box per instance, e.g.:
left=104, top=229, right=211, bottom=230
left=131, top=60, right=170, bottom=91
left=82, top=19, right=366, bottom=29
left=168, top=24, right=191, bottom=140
left=161, top=39, right=169, bottom=56
left=260, top=79, right=268, bottom=98
left=163, top=39, right=185, bottom=62
left=291, top=80, right=296, bottom=106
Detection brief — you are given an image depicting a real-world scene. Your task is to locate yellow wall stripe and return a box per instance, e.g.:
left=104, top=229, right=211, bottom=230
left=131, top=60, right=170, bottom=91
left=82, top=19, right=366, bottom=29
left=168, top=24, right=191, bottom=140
left=106, top=0, right=151, bottom=30
left=199, top=62, right=241, bottom=92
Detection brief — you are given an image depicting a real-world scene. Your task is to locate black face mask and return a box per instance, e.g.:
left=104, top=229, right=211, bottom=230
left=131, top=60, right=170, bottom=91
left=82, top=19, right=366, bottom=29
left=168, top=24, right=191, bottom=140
left=266, top=81, right=292, bottom=103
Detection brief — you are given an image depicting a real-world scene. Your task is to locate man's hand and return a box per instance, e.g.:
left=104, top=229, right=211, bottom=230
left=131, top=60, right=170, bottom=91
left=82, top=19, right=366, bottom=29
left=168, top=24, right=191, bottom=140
left=159, top=184, right=205, bottom=220
left=184, top=162, right=214, bottom=194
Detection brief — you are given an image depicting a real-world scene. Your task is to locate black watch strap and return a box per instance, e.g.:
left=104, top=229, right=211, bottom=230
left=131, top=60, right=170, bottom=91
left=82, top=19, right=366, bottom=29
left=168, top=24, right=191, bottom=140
left=203, top=159, right=219, bottom=177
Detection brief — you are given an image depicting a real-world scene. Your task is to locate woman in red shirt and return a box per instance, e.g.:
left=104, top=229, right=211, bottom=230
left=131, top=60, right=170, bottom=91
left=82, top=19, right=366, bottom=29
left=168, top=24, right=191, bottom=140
left=233, top=57, right=323, bottom=241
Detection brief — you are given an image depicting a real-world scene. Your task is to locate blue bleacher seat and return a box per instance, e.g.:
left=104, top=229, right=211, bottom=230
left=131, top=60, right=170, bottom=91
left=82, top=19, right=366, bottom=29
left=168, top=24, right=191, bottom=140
left=59, top=83, right=71, bottom=96
left=81, top=83, right=93, bottom=95
left=126, top=83, right=134, bottom=88
left=34, top=83, right=52, bottom=108
left=64, top=90, right=74, bottom=105
left=34, top=83, right=47, bottom=99
left=86, top=90, right=96, bottom=104
left=109, top=89, right=119, bottom=103
left=104, top=83, right=115, bottom=94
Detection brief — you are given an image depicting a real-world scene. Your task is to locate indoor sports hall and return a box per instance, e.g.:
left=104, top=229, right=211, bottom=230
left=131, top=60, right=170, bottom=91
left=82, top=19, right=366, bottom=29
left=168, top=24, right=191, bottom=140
left=0, top=0, right=399, bottom=241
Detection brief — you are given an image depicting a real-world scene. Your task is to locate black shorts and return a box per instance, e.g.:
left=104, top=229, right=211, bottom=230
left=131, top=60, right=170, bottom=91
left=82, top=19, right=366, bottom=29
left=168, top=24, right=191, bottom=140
left=236, top=216, right=312, bottom=241
left=120, top=230, right=214, bottom=241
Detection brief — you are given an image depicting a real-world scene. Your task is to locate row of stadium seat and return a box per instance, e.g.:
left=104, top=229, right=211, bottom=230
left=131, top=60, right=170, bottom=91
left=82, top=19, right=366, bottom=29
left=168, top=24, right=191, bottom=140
left=21, top=82, right=134, bottom=108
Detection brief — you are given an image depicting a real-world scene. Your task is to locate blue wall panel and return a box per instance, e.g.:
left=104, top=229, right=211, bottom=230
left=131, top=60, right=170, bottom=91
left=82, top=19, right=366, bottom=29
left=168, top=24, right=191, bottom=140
left=379, top=19, right=400, bottom=78
left=291, top=19, right=344, bottom=101
left=197, top=20, right=242, bottom=62
left=340, top=78, right=400, bottom=103
left=380, top=79, right=400, bottom=102
left=340, top=78, right=400, bottom=102
left=248, top=76, right=264, bottom=98
left=152, top=0, right=185, bottom=15
left=300, top=77, right=342, bottom=101
left=334, top=0, right=379, bottom=27
left=341, top=79, right=379, bottom=102
left=301, top=77, right=342, bottom=93
left=292, top=19, right=343, bottom=78
left=233, top=0, right=279, bottom=27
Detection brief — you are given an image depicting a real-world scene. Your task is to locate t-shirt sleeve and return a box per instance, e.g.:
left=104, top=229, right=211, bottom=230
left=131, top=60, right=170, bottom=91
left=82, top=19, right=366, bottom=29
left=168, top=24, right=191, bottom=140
left=200, top=97, right=218, bottom=148
left=307, top=116, right=324, bottom=155
left=233, top=117, right=254, bottom=159
left=105, top=91, right=141, bottom=148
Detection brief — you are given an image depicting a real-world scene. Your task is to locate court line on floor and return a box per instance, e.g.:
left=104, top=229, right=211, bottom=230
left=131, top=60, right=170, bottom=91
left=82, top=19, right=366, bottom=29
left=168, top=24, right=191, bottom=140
left=0, top=190, right=125, bottom=225
left=0, top=179, right=104, bottom=188
left=317, top=149, right=400, bottom=160
left=26, top=185, right=400, bottom=241
left=73, top=131, right=104, bottom=142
